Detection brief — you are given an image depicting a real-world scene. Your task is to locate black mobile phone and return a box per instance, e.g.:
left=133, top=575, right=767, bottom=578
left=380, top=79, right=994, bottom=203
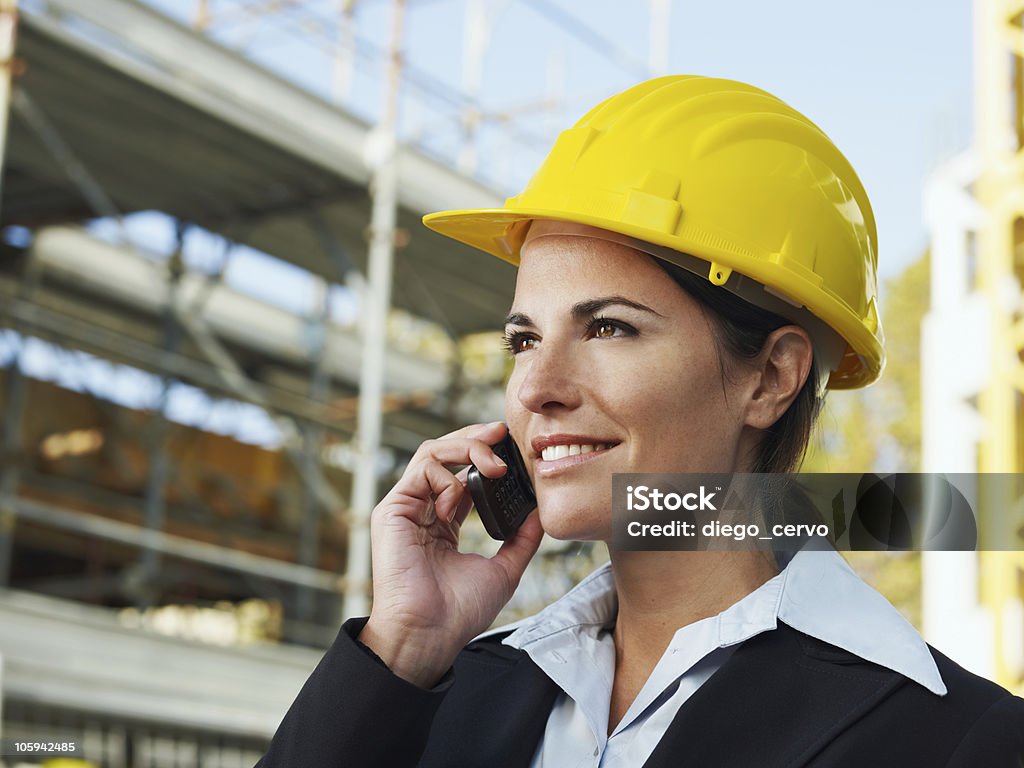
left=467, top=429, right=537, bottom=540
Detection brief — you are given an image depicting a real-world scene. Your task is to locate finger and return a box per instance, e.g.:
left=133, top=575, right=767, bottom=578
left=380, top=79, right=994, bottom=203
left=434, top=472, right=468, bottom=523
left=393, top=446, right=467, bottom=501
left=489, top=509, right=543, bottom=589
left=384, top=460, right=461, bottom=525
left=444, top=467, right=474, bottom=528
left=435, top=420, right=507, bottom=442
left=406, top=437, right=508, bottom=485
left=450, top=486, right=475, bottom=528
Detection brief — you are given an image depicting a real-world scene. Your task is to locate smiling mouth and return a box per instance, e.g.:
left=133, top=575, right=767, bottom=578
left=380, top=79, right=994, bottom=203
left=534, top=442, right=619, bottom=476
left=539, top=442, right=613, bottom=461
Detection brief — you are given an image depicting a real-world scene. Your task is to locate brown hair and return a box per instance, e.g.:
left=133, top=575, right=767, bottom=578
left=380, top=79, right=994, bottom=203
left=654, top=259, right=825, bottom=475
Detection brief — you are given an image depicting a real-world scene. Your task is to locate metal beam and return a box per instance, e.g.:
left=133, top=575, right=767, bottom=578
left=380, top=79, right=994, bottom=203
left=0, top=347, right=25, bottom=586
left=520, top=0, right=651, bottom=80
left=10, top=496, right=343, bottom=593
left=28, top=0, right=501, bottom=215
left=11, top=87, right=122, bottom=222
left=0, top=0, right=18, bottom=217
left=296, top=278, right=331, bottom=622
left=0, top=284, right=452, bottom=456
left=173, top=293, right=349, bottom=520
left=0, top=284, right=354, bottom=435
left=137, top=236, right=185, bottom=608
left=0, top=240, right=40, bottom=588
left=648, top=0, right=671, bottom=75
left=28, top=226, right=451, bottom=398
left=0, top=588, right=325, bottom=737
left=344, top=0, right=406, bottom=619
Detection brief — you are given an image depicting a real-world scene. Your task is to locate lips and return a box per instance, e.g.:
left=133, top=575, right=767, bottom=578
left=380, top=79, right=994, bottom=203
left=539, top=442, right=611, bottom=461
left=530, top=434, right=620, bottom=476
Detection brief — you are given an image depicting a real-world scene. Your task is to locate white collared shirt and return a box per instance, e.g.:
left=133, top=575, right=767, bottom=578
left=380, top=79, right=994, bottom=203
left=477, top=549, right=946, bottom=768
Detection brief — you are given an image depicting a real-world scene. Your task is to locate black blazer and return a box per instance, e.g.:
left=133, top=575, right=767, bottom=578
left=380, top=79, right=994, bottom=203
left=256, top=616, right=1024, bottom=767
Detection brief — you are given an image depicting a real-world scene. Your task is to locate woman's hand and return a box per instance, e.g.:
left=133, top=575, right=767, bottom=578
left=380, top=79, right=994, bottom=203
left=357, top=421, right=544, bottom=688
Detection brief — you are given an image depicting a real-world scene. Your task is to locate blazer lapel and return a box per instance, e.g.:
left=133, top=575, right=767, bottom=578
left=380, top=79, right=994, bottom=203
left=642, top=621, right=906, bottom=768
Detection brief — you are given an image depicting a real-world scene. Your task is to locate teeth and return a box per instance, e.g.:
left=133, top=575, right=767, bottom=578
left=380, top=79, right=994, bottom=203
left=541, top=443, right=610, bottom=460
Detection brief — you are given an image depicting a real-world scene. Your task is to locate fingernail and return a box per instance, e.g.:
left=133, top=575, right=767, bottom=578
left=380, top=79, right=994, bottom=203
left=494, top=456, right=507, bottom=468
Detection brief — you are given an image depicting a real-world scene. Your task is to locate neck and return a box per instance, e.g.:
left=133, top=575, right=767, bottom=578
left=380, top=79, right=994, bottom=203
left=608, top=549, right=779, bottom=664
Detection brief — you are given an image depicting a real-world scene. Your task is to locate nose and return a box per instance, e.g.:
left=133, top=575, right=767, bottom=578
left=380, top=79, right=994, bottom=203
left=514, top=343, right=583, bottom=414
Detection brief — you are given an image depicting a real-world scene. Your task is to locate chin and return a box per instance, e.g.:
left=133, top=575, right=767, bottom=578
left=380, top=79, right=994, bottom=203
left=536, top=499, right=610, bottom=542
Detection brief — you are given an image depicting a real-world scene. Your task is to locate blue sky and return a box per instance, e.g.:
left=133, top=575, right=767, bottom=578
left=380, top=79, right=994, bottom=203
left=146, top=0, right=973, bottom=283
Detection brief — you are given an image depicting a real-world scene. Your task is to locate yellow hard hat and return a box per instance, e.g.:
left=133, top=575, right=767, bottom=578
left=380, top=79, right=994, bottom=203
left=424, top=75, right=883, bottom=389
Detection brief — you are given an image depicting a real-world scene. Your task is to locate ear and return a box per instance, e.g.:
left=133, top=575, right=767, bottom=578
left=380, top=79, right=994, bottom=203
left=743, top=326, right=814, bottom=430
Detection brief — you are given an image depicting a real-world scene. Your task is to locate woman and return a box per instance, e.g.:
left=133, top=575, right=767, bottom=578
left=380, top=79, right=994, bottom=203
left=257, top=76, right=1024, bottom=767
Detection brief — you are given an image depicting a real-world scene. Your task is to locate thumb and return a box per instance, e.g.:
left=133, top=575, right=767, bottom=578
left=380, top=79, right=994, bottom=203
left=490, top=510, right=544, bottom=592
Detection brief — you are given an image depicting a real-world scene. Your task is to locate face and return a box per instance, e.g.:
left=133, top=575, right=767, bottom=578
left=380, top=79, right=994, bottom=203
left=503, top=226, right=757, bottom=541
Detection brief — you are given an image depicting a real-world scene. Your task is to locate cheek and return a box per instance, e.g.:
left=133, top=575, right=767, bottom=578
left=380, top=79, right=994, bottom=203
left=504, top=368, right=531, bottom=454
left=622, top=353, right=725, bottom=453
left=503, top=368, right=523, bottom=422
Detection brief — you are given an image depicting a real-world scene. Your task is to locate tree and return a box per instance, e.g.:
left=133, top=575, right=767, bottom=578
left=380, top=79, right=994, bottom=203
left=801, top=249, right=931, bottom=629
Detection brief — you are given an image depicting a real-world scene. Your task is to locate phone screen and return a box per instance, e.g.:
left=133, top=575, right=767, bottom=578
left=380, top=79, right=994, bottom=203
left=467, top=430, right=537, bottom=540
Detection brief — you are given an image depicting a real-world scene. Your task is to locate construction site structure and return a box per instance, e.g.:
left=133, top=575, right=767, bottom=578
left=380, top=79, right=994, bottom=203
left=922, top=0, right=1024, bottom=696
left=0, top=1, right=671, bottom=763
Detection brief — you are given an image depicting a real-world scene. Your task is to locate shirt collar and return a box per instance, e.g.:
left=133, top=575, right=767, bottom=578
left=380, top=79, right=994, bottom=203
left=477, top=548, right=946, bottom=696
left=777, top=548, right=947, bottom=695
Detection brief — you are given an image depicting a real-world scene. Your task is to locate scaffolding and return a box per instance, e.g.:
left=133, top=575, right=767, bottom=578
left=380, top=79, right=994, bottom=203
left=0, top=0, right=672, bottom=756
left=0, top=0, right=513, bottom=752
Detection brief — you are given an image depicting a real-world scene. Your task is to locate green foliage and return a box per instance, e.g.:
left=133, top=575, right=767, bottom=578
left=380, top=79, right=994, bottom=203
left=877, top=252, right=931, bottom=471
left=803, top=249, right=930, bottom=474
left=802, top=250, right=931, bottom=629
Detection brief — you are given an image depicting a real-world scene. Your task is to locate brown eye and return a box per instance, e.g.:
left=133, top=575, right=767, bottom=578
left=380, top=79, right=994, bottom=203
left=585, top=317, right=637, bottom=341
left=502, top=332, right=538, bottom=355
left=515, top=336, right=537, bottom=352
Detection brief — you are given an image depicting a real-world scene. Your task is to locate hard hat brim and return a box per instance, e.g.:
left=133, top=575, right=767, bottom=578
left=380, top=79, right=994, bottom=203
left=423, top=207, right=884, bottom=390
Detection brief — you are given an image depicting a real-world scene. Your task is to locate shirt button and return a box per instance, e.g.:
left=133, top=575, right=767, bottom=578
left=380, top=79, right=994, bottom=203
left=592, top=747, right=599, bottom=757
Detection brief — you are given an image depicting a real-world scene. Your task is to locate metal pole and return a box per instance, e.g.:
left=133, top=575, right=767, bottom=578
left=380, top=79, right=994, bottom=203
left=0, top=245, right=41, bottom=588
left=11, top=88, right=122, bottom=223
left=137, top=239, right=184, bottom=608
left=194, top=0, right=210, bottom=31
left=0, top=0, right=17, bottom=216
left=458, top=0, right=513, bottom=175
left=332, top=0, right=357, bottom=104
left=297, top=277, right=330, bottom=622
left=648, top=0, right=671, bottom=75
left=0, top=338, right=26, bottom=586
left=343, top=0, right=405, bottom=619
left=458, top=0, right=486, bottom=175
left=0, top=653, right=4, bottom=753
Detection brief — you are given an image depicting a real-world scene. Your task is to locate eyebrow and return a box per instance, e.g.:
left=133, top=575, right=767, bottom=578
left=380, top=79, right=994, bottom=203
left=503, top=295, right=664, bottom=328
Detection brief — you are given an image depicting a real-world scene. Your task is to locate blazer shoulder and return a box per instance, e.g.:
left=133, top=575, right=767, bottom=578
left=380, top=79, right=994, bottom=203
left=927, top=643, right=1021, bottom=715
left=456, top=629, right=526, bottom=667
left=928, top=650, right=1024, bottom=767
left=784, top=621, right=1015, bottom=713
left=743, top=624, right=1024, bottom=766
